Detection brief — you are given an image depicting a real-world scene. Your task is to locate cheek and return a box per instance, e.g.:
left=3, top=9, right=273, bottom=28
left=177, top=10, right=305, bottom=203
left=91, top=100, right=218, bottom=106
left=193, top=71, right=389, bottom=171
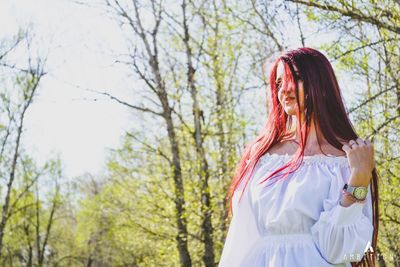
left=277, top=88, right=284, bottom=103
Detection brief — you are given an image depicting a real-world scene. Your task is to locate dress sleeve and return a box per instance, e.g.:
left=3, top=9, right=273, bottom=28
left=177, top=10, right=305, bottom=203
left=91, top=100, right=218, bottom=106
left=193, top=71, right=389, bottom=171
left=310, top=167, right=374, bottom=265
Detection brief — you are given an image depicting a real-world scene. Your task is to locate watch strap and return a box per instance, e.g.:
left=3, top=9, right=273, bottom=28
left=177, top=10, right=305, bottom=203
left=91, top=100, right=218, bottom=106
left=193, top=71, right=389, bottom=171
left=343, top=183, right=368, bottom=200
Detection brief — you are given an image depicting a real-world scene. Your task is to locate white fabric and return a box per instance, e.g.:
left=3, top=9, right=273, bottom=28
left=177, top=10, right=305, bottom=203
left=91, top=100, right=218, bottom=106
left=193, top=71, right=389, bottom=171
left=219, top=153, right=374, bottom=267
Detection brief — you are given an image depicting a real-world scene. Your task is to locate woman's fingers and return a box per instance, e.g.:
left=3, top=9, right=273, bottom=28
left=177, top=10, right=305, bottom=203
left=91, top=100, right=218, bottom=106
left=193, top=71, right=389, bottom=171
left=343, top=138, right=375, bottom=176
left=344, top=138, right=370, bottom=151
left=343, top=137, right=374, bottom=153
left=342, top=144, right=351, bottom=153
left=356, top=138, right=366, bottom=146
left=365, top=139, right=374, bottom=152
left=348, top=139, right=358, bottom=148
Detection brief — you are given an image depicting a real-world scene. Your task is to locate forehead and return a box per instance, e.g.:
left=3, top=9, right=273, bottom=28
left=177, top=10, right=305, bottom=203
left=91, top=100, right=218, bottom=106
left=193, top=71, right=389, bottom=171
left=276, top=60, right=298, bottom=80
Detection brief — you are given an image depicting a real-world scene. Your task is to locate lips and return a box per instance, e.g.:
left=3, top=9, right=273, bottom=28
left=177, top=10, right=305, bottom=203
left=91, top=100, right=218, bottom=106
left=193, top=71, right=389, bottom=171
left=284, top=97, right=296, bottom=102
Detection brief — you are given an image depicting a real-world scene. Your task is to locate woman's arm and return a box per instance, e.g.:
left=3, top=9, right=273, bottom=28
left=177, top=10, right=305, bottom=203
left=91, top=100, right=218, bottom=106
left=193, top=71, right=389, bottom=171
left=310, top=137, right=375, bottom=264
left=340, top=138, right=375, bottom=207
left=310, top=183, right=373, bottom=264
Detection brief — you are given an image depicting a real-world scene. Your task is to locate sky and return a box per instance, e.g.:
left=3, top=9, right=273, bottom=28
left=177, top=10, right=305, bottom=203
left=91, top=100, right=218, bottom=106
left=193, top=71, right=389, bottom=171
left=0, top=0, right=135, bottom=178
left=0, top=0, right=361, bottom=179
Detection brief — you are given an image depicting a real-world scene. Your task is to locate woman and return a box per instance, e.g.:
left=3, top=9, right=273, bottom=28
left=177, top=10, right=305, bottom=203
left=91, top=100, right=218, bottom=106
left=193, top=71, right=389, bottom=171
left=219, top=47, right=379, bottom=267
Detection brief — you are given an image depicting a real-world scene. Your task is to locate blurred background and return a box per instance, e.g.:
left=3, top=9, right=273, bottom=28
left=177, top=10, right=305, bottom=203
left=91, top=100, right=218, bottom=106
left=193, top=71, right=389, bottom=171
left=0, top=0, right=398, bottom=266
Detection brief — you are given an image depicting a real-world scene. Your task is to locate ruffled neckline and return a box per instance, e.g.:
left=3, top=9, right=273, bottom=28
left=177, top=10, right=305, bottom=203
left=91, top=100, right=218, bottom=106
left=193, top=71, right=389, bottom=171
left=258, top=152, right=348, bottom=166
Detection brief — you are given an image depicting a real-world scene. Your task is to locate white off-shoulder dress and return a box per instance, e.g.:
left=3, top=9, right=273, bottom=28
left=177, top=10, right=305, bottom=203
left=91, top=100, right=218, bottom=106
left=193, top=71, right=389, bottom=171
left=218, top=153, right=374, bottom=267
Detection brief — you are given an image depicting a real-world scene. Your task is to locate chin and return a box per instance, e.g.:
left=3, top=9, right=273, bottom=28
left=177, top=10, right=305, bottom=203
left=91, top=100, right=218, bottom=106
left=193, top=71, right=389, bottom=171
left=284, top=108, right=297, bottom=116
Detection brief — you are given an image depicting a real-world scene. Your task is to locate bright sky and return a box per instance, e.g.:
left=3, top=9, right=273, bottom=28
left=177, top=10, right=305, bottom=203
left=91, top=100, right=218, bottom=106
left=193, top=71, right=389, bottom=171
left=0, top=0, right=135, bottom=177
left=0, top=0, right=360, bottom=178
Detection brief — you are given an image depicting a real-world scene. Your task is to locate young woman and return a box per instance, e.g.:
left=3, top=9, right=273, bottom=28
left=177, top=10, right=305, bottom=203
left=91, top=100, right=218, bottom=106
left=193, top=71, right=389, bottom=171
left=219, top=47, right=379, bottom=267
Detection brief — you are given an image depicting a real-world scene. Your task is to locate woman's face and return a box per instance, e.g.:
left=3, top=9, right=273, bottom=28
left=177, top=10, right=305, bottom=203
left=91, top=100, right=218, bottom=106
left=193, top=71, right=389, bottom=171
left=275, top=60, right=305, bottom=116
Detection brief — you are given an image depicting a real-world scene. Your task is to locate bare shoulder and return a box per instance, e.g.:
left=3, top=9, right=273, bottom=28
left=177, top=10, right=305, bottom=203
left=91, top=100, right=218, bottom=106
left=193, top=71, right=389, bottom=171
left=249, top=140, right=295, bottom=157
left=251, top=139, right=347, bottom=157
left=320, top=142, right=347, bottom=157
left=267, top=140, right=347, bottom=157
left=267, top=141, right=297, bottom=155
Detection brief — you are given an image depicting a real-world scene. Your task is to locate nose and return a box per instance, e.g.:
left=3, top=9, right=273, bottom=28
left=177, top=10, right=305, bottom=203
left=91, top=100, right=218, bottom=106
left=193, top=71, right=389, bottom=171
left=282, top=83, right=295, bottom=95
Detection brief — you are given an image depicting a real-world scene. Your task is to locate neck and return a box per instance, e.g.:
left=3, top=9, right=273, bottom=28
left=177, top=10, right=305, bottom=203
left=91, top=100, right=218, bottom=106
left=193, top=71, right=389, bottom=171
left=289, top=114, right=345, bottom=156
left=293, top=116, right=324, bottom=148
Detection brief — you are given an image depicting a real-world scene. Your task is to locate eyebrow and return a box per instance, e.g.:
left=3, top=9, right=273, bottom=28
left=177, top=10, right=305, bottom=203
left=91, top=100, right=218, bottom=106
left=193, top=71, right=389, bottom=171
left=275, top=72, right=300, bottom=82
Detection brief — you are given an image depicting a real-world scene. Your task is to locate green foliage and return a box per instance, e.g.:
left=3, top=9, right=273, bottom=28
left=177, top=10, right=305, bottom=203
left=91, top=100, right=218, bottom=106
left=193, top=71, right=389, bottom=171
left=2, top=0, right=399, bottom=266
left=301, top=0, right=400, bottom=264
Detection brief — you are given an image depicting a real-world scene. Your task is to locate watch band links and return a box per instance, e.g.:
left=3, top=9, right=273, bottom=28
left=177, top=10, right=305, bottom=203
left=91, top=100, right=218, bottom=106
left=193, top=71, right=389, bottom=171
left=342, top=183, right=368, bottom=201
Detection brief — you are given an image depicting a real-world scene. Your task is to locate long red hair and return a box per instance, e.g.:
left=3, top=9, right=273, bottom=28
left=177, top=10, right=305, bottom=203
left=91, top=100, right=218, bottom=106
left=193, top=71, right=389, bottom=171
left=228, top=47, right=379, bottom=267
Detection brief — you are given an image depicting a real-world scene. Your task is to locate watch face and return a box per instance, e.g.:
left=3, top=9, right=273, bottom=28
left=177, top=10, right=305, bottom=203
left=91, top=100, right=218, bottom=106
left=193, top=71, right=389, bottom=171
left=354, top=187, right=368, bottom=200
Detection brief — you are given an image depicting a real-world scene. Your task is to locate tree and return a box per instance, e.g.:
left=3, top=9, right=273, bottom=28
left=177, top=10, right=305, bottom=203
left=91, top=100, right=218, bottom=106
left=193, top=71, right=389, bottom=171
left=0, top=32, right=47, bottom=258
left=287, top=0, right=400, bottom=265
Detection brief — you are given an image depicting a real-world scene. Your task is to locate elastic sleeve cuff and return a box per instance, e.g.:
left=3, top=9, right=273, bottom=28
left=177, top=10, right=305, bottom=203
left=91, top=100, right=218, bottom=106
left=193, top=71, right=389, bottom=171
left=330, top=202, right=366, bottom=226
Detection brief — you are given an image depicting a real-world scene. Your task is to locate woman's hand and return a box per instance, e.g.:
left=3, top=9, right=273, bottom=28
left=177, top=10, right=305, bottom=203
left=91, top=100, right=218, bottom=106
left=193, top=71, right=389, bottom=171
left=342, top=138, right=375, bottom=187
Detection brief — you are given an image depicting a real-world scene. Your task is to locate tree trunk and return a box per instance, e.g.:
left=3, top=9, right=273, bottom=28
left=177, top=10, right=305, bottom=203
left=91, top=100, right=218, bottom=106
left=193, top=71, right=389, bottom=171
left=182, top=1, right=215, bottom=266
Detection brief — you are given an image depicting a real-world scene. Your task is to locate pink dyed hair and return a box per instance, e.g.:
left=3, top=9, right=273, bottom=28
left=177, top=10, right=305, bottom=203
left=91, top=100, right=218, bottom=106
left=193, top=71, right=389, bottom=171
left=228, top=47, right=379, bottom=267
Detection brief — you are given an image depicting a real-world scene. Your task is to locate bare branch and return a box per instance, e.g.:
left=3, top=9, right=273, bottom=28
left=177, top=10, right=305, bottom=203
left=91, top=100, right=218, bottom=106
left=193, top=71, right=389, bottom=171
left=125, top=131, right=172, bottom=164
left=87, top=89, right=164, bottom=117
left=349, top=85, right=397, bottom=114
left=368, top=115, right=400, bottom=140
left=289, top=0, right=400, bottom=34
